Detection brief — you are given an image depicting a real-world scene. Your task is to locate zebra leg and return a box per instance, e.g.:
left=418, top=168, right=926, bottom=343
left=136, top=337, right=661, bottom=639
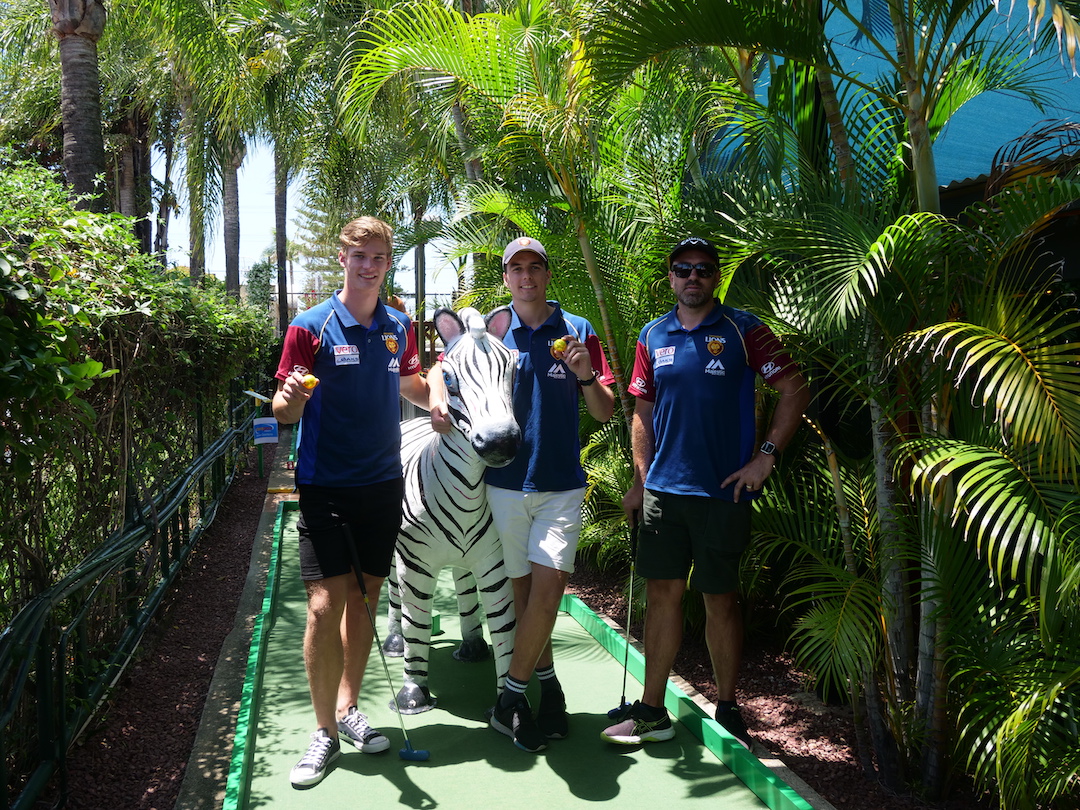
left=450, top=568, right=490, bottom=663
left=395, top=555, right=439, bottom=714
left=382, top=553, right=405, bottom=657
left=471, top=544, right=517, bottom=697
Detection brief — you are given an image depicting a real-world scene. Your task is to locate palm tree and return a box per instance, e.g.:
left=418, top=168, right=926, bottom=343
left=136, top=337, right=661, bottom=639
left=584, top=3, right=1080, bottom=797
left=48, top=0, right=107, bottom=211
left=589, top=0, right=1080, bottom=214
left=339, top=0, right=665, bottom=424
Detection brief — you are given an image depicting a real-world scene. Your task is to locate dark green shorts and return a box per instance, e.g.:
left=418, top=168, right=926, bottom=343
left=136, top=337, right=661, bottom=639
left=635, top=489, right=751, bottom=594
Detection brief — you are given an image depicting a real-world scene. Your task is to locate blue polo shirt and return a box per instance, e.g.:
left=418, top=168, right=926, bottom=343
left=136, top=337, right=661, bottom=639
left=485, top=302, right=614, bottom=493
left=627, top=302, right=796, bottom=501
left=276, top=292, right=421, bottom=488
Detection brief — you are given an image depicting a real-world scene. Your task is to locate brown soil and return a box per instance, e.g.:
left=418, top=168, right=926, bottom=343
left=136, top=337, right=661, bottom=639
left=53, top=442, right=989, bottom=810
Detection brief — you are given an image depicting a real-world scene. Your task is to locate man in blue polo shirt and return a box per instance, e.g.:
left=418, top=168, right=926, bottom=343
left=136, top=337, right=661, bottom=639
left=601, top=236, right=810, bottom=749
left=431, top=236, right=615, bottom=752
left=274, top=216, right=430, bottom=787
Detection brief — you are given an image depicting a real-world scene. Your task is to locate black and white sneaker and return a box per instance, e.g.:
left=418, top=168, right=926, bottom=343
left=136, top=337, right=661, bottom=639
left=490, top=695, right=548, bottom=752
left=337, top=706, right=390, bottom=753
left=289, top=728, right=340, bottom=787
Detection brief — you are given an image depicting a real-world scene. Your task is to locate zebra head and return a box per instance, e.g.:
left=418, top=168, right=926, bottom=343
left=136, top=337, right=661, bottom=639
left=433, top=306, right=521, bottom=467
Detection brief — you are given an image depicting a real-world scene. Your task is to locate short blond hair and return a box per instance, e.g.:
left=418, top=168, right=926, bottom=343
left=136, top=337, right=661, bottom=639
left=339, top=216, right=393, bottom=251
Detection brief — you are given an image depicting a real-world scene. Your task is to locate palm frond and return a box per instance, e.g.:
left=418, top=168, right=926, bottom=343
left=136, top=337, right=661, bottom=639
left=904, top=438, right=1080, bottom=600
left=898, top=305, right=1080, bottom=478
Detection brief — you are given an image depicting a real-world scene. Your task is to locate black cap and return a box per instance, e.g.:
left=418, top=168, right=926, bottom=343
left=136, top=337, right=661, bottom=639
left=668, top=236, right=719, bottom=267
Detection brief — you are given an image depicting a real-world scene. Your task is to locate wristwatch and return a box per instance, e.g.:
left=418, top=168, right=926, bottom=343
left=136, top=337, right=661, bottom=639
left=577, top=370, right=599, bottom=387
left=759, top=440, right=777, bottom=456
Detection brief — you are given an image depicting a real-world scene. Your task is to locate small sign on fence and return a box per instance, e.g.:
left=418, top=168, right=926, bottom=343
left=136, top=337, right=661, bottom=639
left=253, top=417, right=279, bottom=445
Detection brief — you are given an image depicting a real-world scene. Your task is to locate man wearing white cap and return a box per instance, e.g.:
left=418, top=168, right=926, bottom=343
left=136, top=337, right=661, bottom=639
left=431, top=236, right=615, bottom=752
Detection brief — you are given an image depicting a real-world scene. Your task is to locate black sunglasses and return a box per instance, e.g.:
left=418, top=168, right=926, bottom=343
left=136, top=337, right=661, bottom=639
left=671, top=262, right=718, bottom=279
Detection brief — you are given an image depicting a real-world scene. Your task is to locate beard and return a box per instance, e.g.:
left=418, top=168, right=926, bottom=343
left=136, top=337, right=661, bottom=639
left=676, top=285, right=712, bottom=309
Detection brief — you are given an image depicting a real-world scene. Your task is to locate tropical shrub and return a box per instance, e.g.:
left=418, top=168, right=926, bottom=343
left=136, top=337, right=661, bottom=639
left=0, top=153, right=271, bottom=625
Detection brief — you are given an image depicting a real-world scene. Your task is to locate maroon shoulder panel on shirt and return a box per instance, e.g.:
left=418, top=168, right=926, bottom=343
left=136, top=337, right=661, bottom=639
left=276, top=325, right=319, bottom=381
left=584, top=333, right=616, bottom=386
left=745, top=324, right=799, bottom=386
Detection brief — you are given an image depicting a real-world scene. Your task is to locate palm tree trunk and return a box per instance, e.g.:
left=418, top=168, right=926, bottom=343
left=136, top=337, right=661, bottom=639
left=117, top=106, right=153, bottom=253
left=186, top=148, right=206, bottom=282
left=154, top=113, right=177, bottom=269
left=50, top=0, right=108, bottom=212
left=223, top=141, right=245, bottom=298
left=573, top=215, right=632, bottom=427
left=452, top=103, right=483, bottom=184
left=275, top=148, right=289, bottom=333
left=814, top=68, right=855, bottom=188
left=413, top=199, right=429, bottom=367
left=916, top=368, right=953, bottom=799
left=888, top=0, right=939, bottom=213
left=867, top=325, right=908, bottom=790
left=808, top=420, right=879, bottom=773
left=117, top=129, right=137, bottom=218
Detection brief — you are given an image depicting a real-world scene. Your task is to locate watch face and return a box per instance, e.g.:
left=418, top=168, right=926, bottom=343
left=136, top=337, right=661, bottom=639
left=760, top=441, right=776, bottom=455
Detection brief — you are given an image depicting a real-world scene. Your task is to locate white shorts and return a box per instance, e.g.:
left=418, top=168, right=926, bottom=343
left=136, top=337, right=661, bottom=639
left=486, top=486, right=586, bottom=578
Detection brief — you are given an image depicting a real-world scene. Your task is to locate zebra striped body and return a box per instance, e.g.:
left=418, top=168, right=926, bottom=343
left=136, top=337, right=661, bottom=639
left=389, top=306, right=520, bottom=713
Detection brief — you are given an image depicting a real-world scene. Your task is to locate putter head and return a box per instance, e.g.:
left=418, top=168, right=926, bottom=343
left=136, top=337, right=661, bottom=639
left=399, top=744, right=430, bottom=762
left=607, top=700, right=633, bottom=720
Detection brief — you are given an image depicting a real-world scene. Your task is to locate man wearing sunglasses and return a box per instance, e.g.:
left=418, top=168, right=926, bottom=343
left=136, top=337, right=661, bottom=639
left=602, top=236, right=810, bottom=750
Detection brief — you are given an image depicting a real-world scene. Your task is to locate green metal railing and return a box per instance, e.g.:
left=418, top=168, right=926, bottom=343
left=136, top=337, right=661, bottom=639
left=0, top=391, right=259, bottom=810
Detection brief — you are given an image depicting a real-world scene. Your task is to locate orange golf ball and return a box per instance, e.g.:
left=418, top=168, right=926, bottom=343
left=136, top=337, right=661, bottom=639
left=301, top=374, right=319, bottom=389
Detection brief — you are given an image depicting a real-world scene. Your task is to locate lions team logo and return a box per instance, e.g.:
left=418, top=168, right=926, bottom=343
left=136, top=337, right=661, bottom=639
left=706, top=335, right=726, bottom=356
left=382, top=333, right=399, bottom=355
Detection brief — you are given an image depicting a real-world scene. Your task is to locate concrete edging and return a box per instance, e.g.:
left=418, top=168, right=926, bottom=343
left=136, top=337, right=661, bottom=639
left=174, top=431, right=297, bottom=810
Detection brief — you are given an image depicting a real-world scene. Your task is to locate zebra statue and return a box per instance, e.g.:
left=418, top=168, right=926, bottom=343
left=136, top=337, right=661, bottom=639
left=389, top=305, right=521, bottom=714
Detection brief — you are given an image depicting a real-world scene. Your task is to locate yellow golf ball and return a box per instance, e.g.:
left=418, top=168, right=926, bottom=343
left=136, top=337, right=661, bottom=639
left=553, top=338, right=568, bottom=354
left=301, top=374, right=320, bottom=389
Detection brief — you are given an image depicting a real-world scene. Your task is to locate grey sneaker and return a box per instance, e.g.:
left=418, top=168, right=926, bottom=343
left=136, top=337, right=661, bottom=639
left=490, top=695, right=548, bottom=752
left=290, top=728, right=340, bottom=787
left=600, top=701, right=674, bottom=744
left=338, top=706, right=390, bottom=753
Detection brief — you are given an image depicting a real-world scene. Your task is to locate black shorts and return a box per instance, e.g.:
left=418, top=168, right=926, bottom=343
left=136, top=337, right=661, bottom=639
left=636, top=489, right=751, bottom=594
left=297, top=479, right=404, bottom=581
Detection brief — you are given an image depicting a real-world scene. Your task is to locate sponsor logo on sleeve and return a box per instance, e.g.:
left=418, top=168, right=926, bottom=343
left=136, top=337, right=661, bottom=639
left=633, top=376, right=649, bottom=391
left=334, top=345, right=360, bottom=365
left=761, top=361, right=780, bottom=379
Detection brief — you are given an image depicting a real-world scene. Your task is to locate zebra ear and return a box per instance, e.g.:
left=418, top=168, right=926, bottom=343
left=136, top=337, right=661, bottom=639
left=485, top=306, right=512, bottom=340
left=433, top=308, right=465, bottom=347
